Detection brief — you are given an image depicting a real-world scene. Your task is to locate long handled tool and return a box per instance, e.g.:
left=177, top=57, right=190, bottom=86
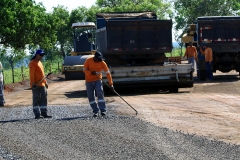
left=97, top=75, right=138, bottom=115
left=32, top=73, right=52, bottom=89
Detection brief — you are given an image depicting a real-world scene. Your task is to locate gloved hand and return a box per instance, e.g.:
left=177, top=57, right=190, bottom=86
left=91, top=71, right=97, bottom=75
left=110, top=85, right=114, bottom=91
left=45, top=83, right=48, bottom=89
left=32, top=84, right=37, bottom=89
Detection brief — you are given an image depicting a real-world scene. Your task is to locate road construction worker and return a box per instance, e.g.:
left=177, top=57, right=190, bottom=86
left=0, top=61, right=5, bottom=106
left=29, top=50, right=52, bottom=119
left=83, top=51, right=114, bottom=117
left=200, top=42, right=213, bottom=81
left=183, top=41, right=197, bottom=72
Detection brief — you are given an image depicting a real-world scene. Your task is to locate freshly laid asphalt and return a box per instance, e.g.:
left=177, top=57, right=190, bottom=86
left=0, top=105, right=239, bottom=160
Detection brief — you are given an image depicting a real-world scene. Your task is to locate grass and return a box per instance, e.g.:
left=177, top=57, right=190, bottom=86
left=3, top=60, right=63, bottom=84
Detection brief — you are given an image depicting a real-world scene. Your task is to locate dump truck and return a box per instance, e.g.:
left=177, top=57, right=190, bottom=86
left=197, top=16, right=240, bottom=73
left=62, top=22, right=96, bottom=80
left=183, top=16, right=240, bottom=75
left=95, top=12, right=193, bottom=92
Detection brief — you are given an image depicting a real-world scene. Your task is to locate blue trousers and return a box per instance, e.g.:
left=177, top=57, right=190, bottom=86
left=188, top=57, right=195, bottom=72
left=0, top=81, right=5, bottom=106
left=86, top=80, right=106, bottom=113
left=32, top=86, right=48, bottom=116
left=206, top=62, right=213, bottom=80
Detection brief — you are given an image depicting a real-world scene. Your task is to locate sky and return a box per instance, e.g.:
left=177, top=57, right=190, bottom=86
left=35, top=0, right=97, bottom=12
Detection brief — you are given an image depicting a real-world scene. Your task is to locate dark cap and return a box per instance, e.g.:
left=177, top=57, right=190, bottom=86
left=31, top=49, right=45, bottom=60
left=94, top=51, right=104, bottom=61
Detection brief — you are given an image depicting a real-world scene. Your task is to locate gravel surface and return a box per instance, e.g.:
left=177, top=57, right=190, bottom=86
left=0, top=105, right=240, bottom=160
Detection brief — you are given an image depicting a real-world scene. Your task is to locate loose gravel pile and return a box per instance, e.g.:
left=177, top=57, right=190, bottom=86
left=0, top=105, right=240, bottom=160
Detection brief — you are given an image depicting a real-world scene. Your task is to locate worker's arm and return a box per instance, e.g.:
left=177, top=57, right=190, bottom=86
left=183, top=48, right=188, bottom=58
left=29, top=63, right=35, bottom=88
left=83, top=59, right=92, bottom=76
left=194, top=47, right=198, bottom=62
left=199, top=47, right=205, bottom=55
left=208, top=48, right=213, bottom=63
left=102, top=62, right=113, bottom=86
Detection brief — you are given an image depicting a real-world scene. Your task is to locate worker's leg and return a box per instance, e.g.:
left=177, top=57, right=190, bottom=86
left=38, top=86, right=48, bottom=116
left=32, top=88, right=41, bottom=117
left=206, top=62, right=213, bottom=80
left=86, top=82, right=99, bottom=113
left=188, top=57, right=195, bottom=72
left=196, top=62, right=200, bottom=79
left=209, top=62, right=213, bottom=80
left=0, top=81, right=4, bottom=106
left=95, top=80, right=106, bottom=113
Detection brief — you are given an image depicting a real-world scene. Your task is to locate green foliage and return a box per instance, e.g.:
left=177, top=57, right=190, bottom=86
left=0, top=0, right=54, bottom=49
left=165, top=48, right=186, bottom=57
left=174, top=0, right=240, bottom=31
left=51, top=6, right=72, bottom=58
left=96, top=0, right=172, bottom=19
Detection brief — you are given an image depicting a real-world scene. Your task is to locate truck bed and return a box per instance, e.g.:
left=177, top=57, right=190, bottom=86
left=97, top=20, right=172, bottom=54
left=197, top=16, right=240, bottom=52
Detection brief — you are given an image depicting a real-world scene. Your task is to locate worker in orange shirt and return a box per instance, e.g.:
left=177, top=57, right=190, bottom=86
left=29, top=50, right=52, bottom=119
left=83, top=51, right=114, bottom=117
left=183, top=41, right=197, bottom=72
left=200, top=42, right=213, bottom=81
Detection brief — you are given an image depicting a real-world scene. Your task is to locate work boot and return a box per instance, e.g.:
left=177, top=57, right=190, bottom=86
left=93, top=113, right=98, bottom=117
left=101, top=112, right=106, bottom=117
left=43, top=115, right=52, bottom=118
left=35, top=115, right=44, bottom=119
left=41, top=113, right=52, bottom=118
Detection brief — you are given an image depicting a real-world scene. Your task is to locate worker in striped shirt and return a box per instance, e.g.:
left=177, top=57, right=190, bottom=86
left=83, top=51, right=114, bottom=117
left=183, top=41, right=197, bottom=72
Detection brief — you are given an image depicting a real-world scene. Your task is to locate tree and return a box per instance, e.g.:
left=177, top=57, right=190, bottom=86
left=96, top=0, right=172, bottom=19
left=0, top=0, right=54, bottom=49
left=174, top=0, right=240, bottom=31
left=1, top=47, right=25, bottom=83
left=50, top=5, right=72, bottom=58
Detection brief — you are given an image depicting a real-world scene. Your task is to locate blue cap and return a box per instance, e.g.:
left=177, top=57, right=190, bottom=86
left=31, top=49, right=45, bottom=60
left=36, top=49, right=45, bottom=55
left=94, top=51, right=104, bottom=61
